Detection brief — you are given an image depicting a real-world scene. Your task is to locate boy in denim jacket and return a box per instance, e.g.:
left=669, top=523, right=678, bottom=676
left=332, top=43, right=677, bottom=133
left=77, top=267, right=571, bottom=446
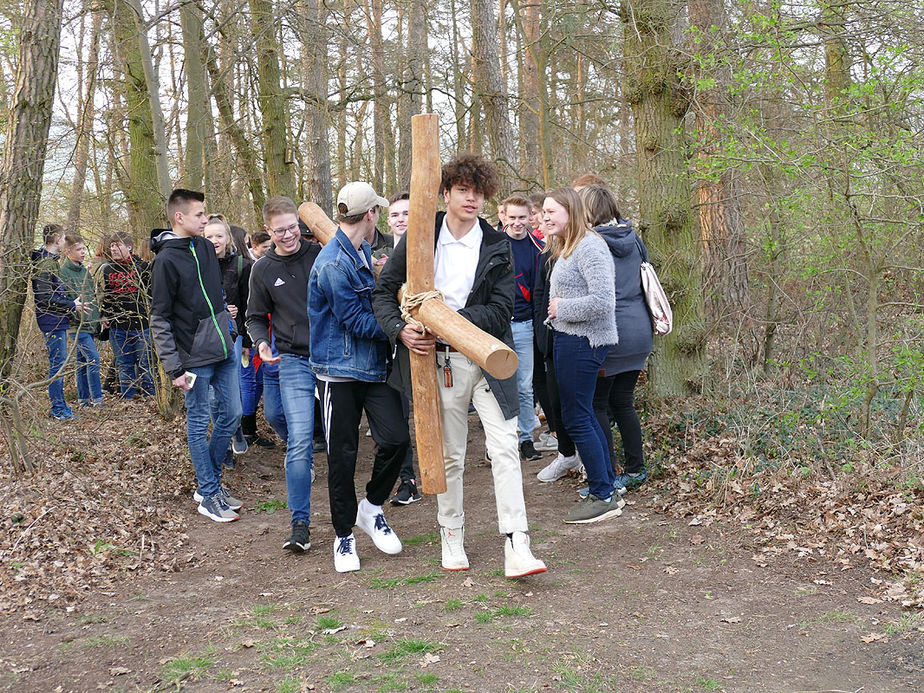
left=308, top=182, right=410, bottom=573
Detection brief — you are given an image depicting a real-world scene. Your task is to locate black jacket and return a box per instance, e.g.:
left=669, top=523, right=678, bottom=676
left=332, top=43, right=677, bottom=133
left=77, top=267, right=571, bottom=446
left=218, top=251, right=252, bottom=348
left=246, top=239, right=321, bottom=358
left=98, top=256, right=151, bottom=330
left=372, top=212, right=519, bottom=419
left=149, top=230, right=235, bottom=379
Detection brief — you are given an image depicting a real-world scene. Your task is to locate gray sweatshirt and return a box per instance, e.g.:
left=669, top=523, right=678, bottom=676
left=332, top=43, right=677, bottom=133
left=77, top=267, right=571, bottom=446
left=548, top=232, right=618, bottom=347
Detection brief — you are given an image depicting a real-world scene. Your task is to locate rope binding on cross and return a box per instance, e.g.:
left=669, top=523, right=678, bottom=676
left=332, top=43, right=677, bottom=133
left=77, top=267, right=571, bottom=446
left=399, top=283, right=444, bottom=329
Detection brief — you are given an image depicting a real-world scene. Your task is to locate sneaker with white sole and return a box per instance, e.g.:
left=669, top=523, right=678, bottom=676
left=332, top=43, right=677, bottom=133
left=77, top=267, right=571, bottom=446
left=440, top=526, right=469, bottom=571
left=564, top=494, right=624, bottom=524
left=282, top=521, right=311, bottom=553
left=197, top=493, right=239, bottom=523
left=536, top=452, right=582, bottom=482
left=355, top=498, right=402, bottom=554
left=534, top=431, right=558, bottom=452
left=194, top=486, right=242, bottom=511
left=578, top=480, right=627, bottom=499
left=504, top=531, right=547, bottom=578
left=333, top=533, right=360, bottom=572
left=231, top=426, right=248, bottom=455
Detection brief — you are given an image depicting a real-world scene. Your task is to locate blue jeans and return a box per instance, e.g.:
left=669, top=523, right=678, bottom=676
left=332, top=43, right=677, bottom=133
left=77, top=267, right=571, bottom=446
left=210, top=336, right=242, bottom=423
left=184, top=356, right=242, bottom=498
left=278, top=355, right=316, bottom=524
left=511, top=319, right=537, bottom=443
left=44, top=330, right=71, bottom=417
left=553, top=332, right=614, bottom=499
left=110, top=327, right=155, bottom=398
left=262, top=364, right=288, bottom=440
left=240, top=349, right=261, bottom=416
left=69, top=331, right=102, bottom=404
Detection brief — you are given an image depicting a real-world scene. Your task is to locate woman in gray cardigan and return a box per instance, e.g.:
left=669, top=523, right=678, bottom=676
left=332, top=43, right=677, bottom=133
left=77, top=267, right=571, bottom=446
left=544, top=187, right=624, bottom=525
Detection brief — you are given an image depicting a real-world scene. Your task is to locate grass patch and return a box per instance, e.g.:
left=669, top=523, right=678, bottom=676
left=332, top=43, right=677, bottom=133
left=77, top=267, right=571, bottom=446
left=327, top=671, right=357, bottom=690
left=68, top=634, right=128, bottom=650
left=277, top=678, right=301, bottom=693
left=377, top=639, right=443, bottom=665
left=373, top=671, right=408, bottom=692
left=403, top=532, right=438, bottom=546
left=317, top=615, right=342, bottom=630
left=252, top=604, right=277, bottom=616
left=494, top=605, right=533, bottom=617
left=800, top=610, right=860, bottom=627
left=443, top=599, right=464, bottom=612
left=695, top=676, right=721, bottom=691
left=624, top=664, right=656, bottom=681
left=416, top=672, right=439, bottom=685
left=369, top=572, right=442, bottom=589
left=475, top=610, right=494, bottom=624
left=883, top=612, right=923, bottom=635
left=254, top=499, right=287, bottom=513
left=257, top=638, right=318, bottom=669
left=160, top=648, right=216, bottom=685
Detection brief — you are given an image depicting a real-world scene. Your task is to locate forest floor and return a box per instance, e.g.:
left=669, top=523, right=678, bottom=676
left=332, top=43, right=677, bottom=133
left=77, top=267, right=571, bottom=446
left=1, top=398, right=922, bottom=693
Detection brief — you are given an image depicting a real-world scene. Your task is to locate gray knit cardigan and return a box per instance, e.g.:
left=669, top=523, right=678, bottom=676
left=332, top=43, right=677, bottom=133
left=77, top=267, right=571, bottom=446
left=548, top=232, right=618, bottom=347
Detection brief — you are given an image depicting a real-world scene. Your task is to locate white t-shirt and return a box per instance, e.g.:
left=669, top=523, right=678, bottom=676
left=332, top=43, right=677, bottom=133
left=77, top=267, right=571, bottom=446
left=433, top=217, right=482, bottom=311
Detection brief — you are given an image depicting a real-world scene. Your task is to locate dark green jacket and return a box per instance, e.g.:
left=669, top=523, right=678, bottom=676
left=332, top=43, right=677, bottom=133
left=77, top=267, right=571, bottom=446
left=58, top=259, right=101, bottom=334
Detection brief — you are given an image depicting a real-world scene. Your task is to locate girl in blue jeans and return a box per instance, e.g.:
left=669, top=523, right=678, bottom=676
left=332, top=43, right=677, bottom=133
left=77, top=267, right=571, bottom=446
left=542, top=188, right=621, bottom=524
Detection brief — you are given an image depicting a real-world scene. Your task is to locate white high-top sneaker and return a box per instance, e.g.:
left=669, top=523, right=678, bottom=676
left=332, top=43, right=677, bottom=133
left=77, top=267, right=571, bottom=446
left=504, top=531, right=547, bottom=578
left=440, top=526, right=469, bottom=571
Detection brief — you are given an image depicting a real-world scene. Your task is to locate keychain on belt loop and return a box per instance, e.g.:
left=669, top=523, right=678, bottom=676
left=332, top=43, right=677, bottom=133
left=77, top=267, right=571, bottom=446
left=442, top=345, right=453, bottom=388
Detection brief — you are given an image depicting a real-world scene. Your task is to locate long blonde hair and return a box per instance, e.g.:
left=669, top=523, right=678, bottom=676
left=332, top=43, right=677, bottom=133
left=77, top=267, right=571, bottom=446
left=543, top=187, right=592, bottom=260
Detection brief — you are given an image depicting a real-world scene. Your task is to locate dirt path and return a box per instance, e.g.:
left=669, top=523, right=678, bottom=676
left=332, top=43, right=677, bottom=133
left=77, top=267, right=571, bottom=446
left=2, top=424, right=921, bottom=692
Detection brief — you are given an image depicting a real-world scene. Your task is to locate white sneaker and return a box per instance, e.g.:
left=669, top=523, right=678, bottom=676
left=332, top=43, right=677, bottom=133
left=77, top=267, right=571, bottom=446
left=504, top=531, right=547, bottom=578
left=333, top=534, right=360, bottom=572
left=440, top=526, right=469, bottom=571
left=536, top=453, right=582, bottom=482
left=534, top=431, right=558, bottom=452
left=356, top=498, right=402, bottom=555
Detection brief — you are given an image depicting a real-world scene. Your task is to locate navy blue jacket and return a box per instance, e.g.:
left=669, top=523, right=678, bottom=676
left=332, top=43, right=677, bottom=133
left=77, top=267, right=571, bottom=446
left=31, top=249, right=75, bottom=333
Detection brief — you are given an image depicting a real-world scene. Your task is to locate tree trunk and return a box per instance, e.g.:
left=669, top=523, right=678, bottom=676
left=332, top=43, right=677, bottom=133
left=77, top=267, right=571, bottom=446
left=204, top=44, right=267, bottom=220
left=365, top=0, right=391, bottom=193
left=66, top=6, right=102, bottom=231
left=296, top=0, right=332, bottom=214
left=688, top=0, right=749, bottom=324
left=104, top=0, right=169, bottom=234
left=249, top=0, right=295, bottom=198
left=511, top=0, right=551, bottom=188
left=622, top=0, right=705, bottom=397
left=0, top=0, right=64, bottom=473
left=181, top=2, right=209, bottom=191
left=470, top=0, right=516, bottom=181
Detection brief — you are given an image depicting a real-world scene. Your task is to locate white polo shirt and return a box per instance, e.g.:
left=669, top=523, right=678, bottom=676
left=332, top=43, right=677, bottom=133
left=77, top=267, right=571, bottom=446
left=433, top=217, right=482, bottom=311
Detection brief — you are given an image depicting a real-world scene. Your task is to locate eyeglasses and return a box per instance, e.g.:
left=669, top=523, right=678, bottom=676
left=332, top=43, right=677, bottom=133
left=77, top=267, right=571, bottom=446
left=270, top=222, right=300, bottom=238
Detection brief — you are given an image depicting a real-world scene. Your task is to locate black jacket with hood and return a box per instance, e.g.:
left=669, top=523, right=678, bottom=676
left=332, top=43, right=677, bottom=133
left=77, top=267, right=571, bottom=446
left=245, top=239, right=322, bottom=358
left=149, top=229, right=235, bottom=379
left=371, top=212, right=519, bottom=419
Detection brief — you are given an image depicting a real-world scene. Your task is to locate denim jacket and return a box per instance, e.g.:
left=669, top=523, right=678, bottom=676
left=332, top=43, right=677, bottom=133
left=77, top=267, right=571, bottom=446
left=308, top=229, right=389, bottom=381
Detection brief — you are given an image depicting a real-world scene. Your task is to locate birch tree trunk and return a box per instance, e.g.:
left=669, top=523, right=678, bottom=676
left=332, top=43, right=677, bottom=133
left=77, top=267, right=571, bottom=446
left=181, top=1, right=209, bottom=191
left=622, top=0, right=705, bottom=397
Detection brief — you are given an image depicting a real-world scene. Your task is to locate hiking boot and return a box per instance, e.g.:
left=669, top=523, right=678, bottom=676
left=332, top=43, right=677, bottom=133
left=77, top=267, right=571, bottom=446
left=534, top=431, right=558, bottom=452
left=504, top=531, right=547, bottom=578
left=390, top=479, right=422, bottom=506
left=520, top=439, right=542, bottom=461
left=283, top=521, right=311, bottom=553
left=440, top=526, right=469, bottom=571
left=333, top=534, right=360, bottom=572
left=356, top=498, right=402, bottom=554
left=197, top=492, right=239, bottom=523
left=231, top=426, right=248, bottom=455
left=614, top=470, right=648, bottom=490
left=194, top=486, right=242, bottom=511
left=536, top=453, right=582, bottom=482
left=563, top=494, right=624, bottom=524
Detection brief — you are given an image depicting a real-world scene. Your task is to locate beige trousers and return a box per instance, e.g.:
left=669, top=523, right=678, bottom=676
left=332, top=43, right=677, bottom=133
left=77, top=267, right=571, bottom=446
left=436, top=353, right=529, bottom=535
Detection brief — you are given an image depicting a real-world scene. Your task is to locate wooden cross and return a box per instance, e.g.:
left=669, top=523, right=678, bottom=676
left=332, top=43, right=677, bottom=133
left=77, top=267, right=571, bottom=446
left=298, top=114, right=517, bottom=495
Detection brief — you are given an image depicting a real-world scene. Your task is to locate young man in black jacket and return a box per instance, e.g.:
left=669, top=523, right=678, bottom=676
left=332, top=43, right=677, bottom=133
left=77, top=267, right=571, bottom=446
left=372, top=154, right=546, bottom=579
left=246, top=196, right=322, bottom=554
left=150, top=189, right=242, bottom=523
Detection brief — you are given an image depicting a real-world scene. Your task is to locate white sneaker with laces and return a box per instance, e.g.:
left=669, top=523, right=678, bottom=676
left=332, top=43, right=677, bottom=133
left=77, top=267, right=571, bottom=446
left=440, top=526, right=469, bottom=571
left=534, top=431, right=558, bottom=452
left=504, top=531, right=547, bottom=578
left=333, top=533, right=360, bottom=572
left=356, top=498, right=402, bottom=554
left=536, top=453, right=582, bottom=482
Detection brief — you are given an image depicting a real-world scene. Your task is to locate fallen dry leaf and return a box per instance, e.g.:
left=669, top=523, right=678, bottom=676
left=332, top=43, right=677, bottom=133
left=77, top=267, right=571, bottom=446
left=721, top=616, right=742, bottom=624
left=860, top=632, right=888, bottom=643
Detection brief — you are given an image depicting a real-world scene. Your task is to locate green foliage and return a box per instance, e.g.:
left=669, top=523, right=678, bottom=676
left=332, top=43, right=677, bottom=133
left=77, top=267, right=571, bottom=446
left=160, top=648, right=216, bottom=685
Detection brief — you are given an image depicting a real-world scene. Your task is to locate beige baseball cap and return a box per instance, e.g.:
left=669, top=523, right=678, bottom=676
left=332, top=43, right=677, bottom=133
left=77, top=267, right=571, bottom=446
left=337, top=182, right=389, bottom=217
